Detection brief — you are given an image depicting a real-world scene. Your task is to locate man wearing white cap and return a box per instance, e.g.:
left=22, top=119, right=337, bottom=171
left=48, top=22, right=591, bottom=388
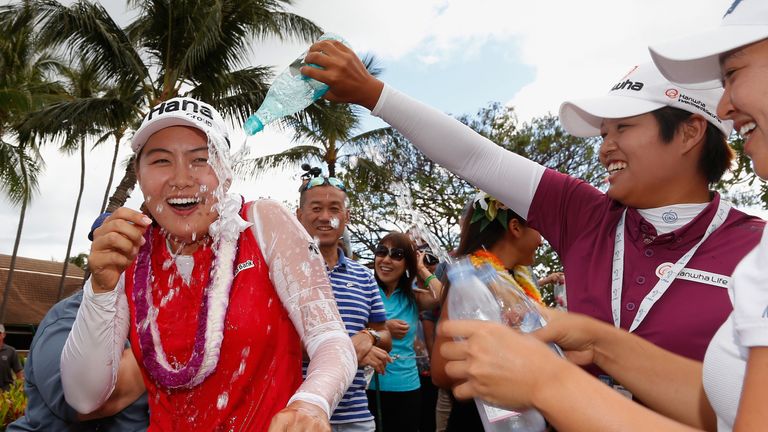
left=60, top=96, right=356, bottom=431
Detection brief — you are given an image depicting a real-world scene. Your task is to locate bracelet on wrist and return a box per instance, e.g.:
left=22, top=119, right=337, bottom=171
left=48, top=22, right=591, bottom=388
left=423, top=274, right=437, bottom=289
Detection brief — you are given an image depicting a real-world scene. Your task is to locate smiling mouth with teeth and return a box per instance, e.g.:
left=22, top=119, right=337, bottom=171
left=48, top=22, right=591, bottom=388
left=167, top=197, right=201, bottom=210
left=740, top=122, right=757, bottom=139
left=606, top=161, right=627, bottom=175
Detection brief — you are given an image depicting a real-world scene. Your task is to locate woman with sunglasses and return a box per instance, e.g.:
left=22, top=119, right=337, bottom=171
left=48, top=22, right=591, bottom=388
left=299, top=45, right=766, bottom=376
left=368, top=232, right=442, bottom=432
left=59, top=97, right=356, bottom=432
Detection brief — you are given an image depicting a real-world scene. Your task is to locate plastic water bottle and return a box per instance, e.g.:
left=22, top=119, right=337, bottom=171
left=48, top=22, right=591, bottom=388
left=446, top=260, right=546, bottom=432
left=476, top=265, right=564, bottom=357
left=244, top=33, right=349, bottom=135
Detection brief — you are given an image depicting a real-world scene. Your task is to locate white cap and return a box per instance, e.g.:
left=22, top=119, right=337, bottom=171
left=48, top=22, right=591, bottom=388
left=649, top=0, right=768, bottom=88
left=559, top=62, right=732, bottom=138
left=132, top=97, right=229, bottom=153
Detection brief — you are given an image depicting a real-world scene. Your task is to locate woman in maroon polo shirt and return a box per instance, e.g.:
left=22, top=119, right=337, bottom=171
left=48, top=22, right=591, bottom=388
left=298, top=43, right=763, bottom=370
left=437, top=2, right=768, bottom=431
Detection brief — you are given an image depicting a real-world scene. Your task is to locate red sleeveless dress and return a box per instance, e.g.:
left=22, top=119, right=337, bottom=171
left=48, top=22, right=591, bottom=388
left=125, top=202, right=302, bottom=431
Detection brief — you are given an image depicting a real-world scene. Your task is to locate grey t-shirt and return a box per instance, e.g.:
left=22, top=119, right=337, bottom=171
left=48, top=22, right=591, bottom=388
left=8, top=291, right=149, bottom=431
left=0, top=343, right=22, bottom=390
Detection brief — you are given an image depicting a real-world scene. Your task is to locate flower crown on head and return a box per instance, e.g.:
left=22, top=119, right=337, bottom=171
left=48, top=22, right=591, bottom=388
left=471, top=191, right=510, bottom=232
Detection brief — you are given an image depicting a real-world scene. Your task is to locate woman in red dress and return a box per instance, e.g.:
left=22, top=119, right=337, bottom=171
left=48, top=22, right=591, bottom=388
left=60, top=96, right=356, bottom=431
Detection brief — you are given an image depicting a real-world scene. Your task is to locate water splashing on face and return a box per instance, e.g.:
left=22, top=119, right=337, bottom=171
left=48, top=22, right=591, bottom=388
left=155, top=204, right=164, bottom=214
left=329, top=217, right=340, bottom=229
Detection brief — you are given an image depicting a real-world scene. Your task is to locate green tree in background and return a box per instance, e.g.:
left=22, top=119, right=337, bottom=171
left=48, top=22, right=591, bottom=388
left=17, top=0, right=323, bottom=212
left=0, top=1, right=62, bottom=320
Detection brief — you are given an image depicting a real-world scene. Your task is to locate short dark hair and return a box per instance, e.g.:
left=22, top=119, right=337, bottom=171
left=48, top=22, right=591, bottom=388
left=651, top=106, right=733, bottom=184
left=298, top=181, right=349, bottom=208
left=374, top=232, right=418, bottom=301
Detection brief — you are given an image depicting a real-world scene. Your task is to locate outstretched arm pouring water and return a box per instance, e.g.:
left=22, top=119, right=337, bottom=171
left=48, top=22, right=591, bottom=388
left=301, top=40, right=545, bottom=220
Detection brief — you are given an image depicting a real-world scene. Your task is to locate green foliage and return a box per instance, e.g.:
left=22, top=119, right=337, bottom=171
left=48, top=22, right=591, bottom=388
left=68, top=252, right=89, bottom=270
left=0, top=379, right=27, bottom=428
left=10, top=0, right=325, bottom=210
left=714, top=136, right=768, bottom=209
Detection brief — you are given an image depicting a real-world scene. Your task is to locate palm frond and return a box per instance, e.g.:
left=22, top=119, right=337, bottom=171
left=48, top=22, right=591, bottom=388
left=234, top=144, right=323, bottom=179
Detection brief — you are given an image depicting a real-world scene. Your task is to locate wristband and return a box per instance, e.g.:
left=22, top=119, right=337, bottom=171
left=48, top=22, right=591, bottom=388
left=423, top=274, right=436, bottom=288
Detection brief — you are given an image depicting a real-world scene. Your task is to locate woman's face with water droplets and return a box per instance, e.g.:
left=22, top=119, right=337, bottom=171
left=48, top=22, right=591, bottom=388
left=136, top=126, right=219, bottom=245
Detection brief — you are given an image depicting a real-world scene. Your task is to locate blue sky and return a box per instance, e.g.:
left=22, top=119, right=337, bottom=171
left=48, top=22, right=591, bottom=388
left=381, top=39, right=536, bottom=117
left=1, top=0, right=752, bottom=261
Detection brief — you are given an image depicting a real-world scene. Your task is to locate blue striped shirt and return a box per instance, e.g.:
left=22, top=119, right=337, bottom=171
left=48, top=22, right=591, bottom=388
left=302, top=249, right=387, bottom=424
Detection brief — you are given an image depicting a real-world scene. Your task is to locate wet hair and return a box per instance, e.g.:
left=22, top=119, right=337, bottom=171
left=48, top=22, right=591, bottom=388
left=374, top=232, right=418, bottom=302
left=651, top=106, right=733, bottom=184
left=455, top=200, right=527, bottom=256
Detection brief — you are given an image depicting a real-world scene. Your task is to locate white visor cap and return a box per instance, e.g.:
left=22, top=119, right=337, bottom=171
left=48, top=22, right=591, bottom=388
left=559, top=62, right=732, bottom=138
left=649, top=0, right=768, bottom=88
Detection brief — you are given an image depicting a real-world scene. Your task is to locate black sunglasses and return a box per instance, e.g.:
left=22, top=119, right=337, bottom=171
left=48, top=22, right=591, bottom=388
left=374, top=245, right=405, bottom=261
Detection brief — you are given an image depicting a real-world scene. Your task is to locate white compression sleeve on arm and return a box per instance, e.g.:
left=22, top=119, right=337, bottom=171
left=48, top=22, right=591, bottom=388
left=372, top=84, right=546, bottom=219
left=60, top=276, right=130, bottom=414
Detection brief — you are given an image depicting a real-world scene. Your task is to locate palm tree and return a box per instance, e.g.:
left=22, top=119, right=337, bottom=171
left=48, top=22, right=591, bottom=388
left=23, top=0, right=323, bottom=210
left=45, top=55, right=109, bottom=300
left=0, top=0, right=61, bottom=321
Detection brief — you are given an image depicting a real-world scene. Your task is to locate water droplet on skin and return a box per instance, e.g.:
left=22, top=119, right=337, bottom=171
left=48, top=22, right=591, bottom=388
left=156, top=204, right=164, bottom=214
left=145, top=195, right=152, bottom=203
left=330, top=217, right=339, bottom=229
left=217, top=392, right=229, bottom=410
left=300, top=262, right=310, bottom=276
left=200, top=185, right=208, bottom=193
left=192, top=232, right=197, bottom=241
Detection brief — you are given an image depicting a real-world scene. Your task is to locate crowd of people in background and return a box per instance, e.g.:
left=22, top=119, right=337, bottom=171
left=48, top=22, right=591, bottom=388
left=3, top=0, right=768, bottom=431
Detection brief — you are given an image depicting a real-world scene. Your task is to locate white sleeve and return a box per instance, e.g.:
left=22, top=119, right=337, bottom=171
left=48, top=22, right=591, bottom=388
left=372, top=84, right=546, bottom=219
left=248, top=200, right=356, bottom=418
left=60, top=276, right=130, bottom=414
left=733, top=227, right=768, bottom=347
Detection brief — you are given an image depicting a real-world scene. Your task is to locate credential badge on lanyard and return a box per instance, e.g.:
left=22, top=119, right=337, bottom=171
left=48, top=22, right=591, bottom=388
left=611, top=200, right=732, bottom=332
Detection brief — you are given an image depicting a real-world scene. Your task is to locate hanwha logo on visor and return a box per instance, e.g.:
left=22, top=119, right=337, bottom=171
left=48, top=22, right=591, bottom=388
left=665, top=88, right=679, bottom=99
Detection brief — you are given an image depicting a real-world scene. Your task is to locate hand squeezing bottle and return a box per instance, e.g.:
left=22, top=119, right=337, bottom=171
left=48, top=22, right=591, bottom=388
left=446, top=260, right=547, bottom=432
left=244, top=33, right=348, bottom=135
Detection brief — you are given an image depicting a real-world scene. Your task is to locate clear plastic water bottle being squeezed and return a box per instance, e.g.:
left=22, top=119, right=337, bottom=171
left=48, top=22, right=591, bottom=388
left=244, top=33, right=349, bottom=135
left=446, top=260, right=548, bottom=432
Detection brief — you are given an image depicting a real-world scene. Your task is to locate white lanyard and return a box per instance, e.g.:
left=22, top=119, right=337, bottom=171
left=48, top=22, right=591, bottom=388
left=611, top=200, right=731, bottom=332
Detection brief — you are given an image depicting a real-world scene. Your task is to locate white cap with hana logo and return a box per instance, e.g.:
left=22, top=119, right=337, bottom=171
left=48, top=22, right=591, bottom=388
left=649, top=0, right=768, bottom=88
left=559, top=62, right=732, bottom=138
left=131, top=97, right=230, bottom=153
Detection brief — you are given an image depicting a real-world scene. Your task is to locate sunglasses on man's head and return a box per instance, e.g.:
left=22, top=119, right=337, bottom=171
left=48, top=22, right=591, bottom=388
left=374, top=245, right=405, bottom=261
left=301, top=176, right=346, bottom=192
